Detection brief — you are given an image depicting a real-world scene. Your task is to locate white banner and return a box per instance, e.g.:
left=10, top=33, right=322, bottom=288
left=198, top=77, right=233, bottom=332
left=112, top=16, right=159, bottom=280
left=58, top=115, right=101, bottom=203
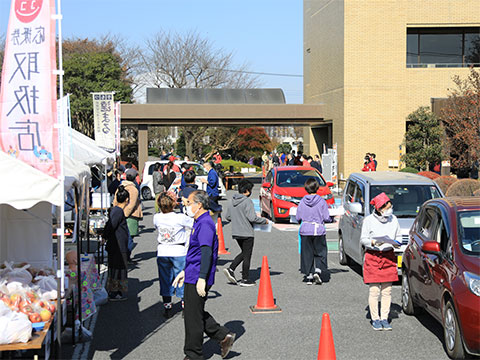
left=0, top=0, right=59, bottom=178
left=92, top=92, right=115, bottom=151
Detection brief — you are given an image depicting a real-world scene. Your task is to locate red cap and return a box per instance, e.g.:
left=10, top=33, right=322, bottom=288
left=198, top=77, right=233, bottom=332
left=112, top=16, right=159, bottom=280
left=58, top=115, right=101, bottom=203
left=370, top=192, right=390, bottom=210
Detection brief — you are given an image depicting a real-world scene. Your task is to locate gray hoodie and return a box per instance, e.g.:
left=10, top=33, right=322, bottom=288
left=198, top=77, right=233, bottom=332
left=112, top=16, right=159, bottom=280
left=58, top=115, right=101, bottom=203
left=225, top=194, right=267, bottom=238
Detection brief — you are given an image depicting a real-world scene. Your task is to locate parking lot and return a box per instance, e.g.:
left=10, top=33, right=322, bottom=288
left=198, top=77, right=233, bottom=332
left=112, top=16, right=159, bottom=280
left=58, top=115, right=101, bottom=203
left=71, top=184, right=453, bottom=360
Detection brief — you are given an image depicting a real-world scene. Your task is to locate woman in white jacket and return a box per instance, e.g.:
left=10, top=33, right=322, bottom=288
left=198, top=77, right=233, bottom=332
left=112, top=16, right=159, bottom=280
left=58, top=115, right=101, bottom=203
left=360, top=192, right=401, bottom=331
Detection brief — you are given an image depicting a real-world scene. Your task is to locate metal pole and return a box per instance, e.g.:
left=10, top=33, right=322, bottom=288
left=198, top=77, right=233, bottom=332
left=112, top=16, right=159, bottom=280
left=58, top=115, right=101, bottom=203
left=54, top=0, right=65, bottom=349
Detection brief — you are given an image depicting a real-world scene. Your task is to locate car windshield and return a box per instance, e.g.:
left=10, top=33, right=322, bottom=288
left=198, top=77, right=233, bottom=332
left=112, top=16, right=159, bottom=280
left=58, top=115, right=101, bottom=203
left=458, top=210, right=480, bottom=256
left=370, top=185, right=442, bottom=217
left=276, top=169, right=326, bottom=187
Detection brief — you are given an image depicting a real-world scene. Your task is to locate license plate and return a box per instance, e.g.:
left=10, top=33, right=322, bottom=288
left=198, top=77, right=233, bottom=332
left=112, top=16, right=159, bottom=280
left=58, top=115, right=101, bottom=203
left=397, top=255, right=402, bottom=268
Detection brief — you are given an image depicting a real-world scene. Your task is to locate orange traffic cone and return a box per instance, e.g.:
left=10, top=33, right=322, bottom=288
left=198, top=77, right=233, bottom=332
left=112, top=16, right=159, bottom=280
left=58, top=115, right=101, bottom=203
left=250, top=256, right=282, bottom=313
left=217, top=218, right=230, bottom=255
left=317, top=313, right=336, bottom=360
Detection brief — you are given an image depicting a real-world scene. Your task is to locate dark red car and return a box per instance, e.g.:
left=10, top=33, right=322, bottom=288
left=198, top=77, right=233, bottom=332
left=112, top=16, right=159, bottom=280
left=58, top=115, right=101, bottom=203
left=259, top=166, right=335, bottom=222
left=402, top=197, right=480, bottom=359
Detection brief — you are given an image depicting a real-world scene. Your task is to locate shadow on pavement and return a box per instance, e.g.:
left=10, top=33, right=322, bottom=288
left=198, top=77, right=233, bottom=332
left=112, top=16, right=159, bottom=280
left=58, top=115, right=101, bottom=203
left=364, top=302, right=403, bottom=322
left=203, top=320, right=245, bottom=359
left=249, top=267, right=283, bottom=282
left=87, top=277, right=172, bottom=359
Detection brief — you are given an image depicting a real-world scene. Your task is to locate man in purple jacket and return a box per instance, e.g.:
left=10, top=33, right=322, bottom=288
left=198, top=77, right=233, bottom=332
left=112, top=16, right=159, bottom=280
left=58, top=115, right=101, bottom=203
left=296, top=178, right=332, bottom=285
left=173, top=190, right=235, bottom=360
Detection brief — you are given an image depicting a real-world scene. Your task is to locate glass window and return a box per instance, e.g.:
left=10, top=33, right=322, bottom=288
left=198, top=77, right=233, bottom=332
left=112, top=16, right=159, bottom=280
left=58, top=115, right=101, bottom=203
left=420, top=33, right=462, bottom=64
left=345, top=181, right=356, bottom=203
left=458, top=210, right=480, bottom=256
left=418, top=208, right=438, bottom=239
left=370, top=185, right=442, bottom=218
left=265, top=170, right=273, bottom=185
left=276, top=169, right=326, bottom=188
left=148, top=164, right=155, bottom=175
left=407, top=27, right=480, bottom=67
left=354, top=183, right=365, bottom=212
left=407, top=33, right=419, bottom=64
left=465, top=32, right=480, bottom=65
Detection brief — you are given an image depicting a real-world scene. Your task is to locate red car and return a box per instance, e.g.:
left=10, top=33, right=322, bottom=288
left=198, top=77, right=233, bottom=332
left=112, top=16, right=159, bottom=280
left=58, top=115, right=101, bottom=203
left=259, top=166, right=335, bottom=222
left=402, top=197, right=480, bottom=359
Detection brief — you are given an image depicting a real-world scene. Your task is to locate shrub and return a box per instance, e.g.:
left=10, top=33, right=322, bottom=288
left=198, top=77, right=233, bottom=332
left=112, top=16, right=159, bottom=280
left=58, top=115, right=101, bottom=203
left=445, top=179, right=480, bottom=197
left=399, top=167, right=418, bottom=174
left=417, top=171, right=440, bottom=180
left=434, top=176, right=457, bottom=195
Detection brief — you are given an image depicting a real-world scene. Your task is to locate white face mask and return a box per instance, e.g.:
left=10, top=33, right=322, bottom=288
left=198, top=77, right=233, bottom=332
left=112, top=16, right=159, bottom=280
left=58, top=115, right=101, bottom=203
left=382, top=208, right=393, bottom=217
left=185, top=205, right=197, bottom=218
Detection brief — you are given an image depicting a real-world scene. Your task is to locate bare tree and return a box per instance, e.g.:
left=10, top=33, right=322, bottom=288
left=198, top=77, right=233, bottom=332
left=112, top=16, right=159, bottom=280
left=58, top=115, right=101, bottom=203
left=140, top=30, right=261, bottom=157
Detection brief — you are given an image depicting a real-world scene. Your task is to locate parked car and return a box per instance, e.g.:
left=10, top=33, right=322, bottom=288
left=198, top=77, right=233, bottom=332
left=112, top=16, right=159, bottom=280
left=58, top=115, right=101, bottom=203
left=140, top=160, right=226, bottom=200
left=259, top=166, right=335, bottom=222
left=402, top=197, right=480, bottom=359
left=338, top=172, right=443, bottom=273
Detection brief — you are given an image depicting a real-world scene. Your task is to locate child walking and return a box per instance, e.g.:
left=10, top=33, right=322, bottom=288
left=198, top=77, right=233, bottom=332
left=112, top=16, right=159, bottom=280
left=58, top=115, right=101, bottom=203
left=224, top=179, right=269, bottom=286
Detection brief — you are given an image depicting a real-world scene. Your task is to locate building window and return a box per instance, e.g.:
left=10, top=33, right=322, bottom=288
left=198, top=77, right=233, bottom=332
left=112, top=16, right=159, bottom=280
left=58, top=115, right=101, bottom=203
left=407, top=27, right=480, bottom=68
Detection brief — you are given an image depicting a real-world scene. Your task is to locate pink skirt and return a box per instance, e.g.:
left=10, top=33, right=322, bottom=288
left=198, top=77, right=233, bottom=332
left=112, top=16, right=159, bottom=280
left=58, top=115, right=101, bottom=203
left=363, top=250, right=398, bottom=284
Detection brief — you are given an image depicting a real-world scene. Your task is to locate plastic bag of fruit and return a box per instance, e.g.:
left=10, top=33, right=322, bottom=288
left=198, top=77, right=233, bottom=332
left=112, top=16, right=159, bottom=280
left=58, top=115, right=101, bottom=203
left=3, top=263, right=32, bottom=285
left=0, top=303, right=32, bottom=344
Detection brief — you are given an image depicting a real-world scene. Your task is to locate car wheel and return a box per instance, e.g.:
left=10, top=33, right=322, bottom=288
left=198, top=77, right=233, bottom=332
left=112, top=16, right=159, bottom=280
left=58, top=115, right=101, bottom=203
left=270, top=203, right=277, bottom=223
left=338, top=233, right=350, bottom=265
left=401, top=269, right=418, bottom=315
left=443, top=300, right=465, bottom=359
left=141, top=187, right=152, bottom=200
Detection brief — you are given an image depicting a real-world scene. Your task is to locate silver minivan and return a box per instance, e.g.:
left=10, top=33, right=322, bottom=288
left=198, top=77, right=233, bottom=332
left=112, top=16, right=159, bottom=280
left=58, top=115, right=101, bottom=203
left=338, top=172, right=444, bottom=271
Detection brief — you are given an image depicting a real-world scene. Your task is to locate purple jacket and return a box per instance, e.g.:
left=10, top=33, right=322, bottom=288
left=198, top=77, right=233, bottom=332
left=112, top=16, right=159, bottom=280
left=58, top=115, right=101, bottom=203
left=296, top=195, right=330, bottom=236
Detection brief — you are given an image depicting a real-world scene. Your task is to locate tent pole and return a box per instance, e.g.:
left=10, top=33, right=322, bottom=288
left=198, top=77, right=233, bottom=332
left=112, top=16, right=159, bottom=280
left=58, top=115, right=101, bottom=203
left=55, top=0, right=65, bottom=349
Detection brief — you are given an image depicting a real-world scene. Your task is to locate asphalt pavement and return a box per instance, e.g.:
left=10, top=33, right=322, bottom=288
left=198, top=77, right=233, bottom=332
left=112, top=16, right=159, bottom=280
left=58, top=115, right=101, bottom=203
left=66, top=184, right=450, bottom=360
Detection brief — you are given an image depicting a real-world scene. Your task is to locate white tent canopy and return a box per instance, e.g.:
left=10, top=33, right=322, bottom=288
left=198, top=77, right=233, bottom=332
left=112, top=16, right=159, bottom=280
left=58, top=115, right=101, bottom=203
left=0, top=151, right=89, bottom=210
left=0, top=151, right=90, bottom=267
left=65, top=128, right=115, bottom=167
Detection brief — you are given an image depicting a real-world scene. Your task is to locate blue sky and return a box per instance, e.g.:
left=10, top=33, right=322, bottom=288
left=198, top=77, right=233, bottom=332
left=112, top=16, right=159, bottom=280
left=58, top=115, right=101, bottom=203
left=1, top=0, right=304, bottom=103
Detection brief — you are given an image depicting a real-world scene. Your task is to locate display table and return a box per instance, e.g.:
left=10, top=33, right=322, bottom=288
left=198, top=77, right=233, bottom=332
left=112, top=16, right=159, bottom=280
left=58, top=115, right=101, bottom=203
left=0, top=316, right=55, bottom=359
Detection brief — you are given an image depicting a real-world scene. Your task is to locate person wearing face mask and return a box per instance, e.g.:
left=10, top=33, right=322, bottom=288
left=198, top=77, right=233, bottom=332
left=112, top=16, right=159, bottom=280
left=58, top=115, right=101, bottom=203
left=173, top=190, right=235, bottom=360
left=223, top=179, right=269, bottom=287
left=360, top=192, right=401, bottom=331
left=154, top=192, right=193, bottom=318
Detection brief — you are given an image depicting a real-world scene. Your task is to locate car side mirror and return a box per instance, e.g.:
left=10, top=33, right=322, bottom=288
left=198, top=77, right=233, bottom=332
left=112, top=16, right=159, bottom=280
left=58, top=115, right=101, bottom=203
left=348, top=202, right=363, bottom=214
left=326, top=182, right=334, bottom=187
left=262, top=182, right=272, bottom=189
left=422, top=241, right=442, bottom=256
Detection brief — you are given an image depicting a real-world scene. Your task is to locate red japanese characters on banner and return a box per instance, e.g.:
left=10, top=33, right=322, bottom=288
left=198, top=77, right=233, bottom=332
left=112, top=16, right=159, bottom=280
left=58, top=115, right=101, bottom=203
left=0, top=0, right=59, bottom=178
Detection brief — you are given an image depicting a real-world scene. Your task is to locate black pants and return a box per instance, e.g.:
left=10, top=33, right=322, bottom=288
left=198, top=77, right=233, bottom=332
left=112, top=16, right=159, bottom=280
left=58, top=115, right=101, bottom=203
left=184, top=283, right=229, bottom=360
left=300, top=234, right=329, bottom=281
left=229, top=236, right=254, bottom=280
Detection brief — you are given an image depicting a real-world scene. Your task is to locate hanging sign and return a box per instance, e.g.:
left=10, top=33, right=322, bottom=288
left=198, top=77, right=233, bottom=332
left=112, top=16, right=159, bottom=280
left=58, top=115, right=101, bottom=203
left=92, top=92, right=115, bottom=151
left=0, top=0, right=59, bottom=178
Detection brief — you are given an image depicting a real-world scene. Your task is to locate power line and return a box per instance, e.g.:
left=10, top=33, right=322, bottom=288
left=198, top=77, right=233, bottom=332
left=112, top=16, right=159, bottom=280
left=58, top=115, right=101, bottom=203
left=212, top=68, right=303, bottom=78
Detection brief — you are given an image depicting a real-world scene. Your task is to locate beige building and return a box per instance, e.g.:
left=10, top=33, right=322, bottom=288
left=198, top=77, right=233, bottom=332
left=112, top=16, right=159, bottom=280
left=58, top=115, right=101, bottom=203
left=303, top=0, right=480, bottom=179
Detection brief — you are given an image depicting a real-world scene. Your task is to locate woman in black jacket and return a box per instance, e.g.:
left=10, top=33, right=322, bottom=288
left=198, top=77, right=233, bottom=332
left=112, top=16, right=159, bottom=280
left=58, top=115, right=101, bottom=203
left=104, top=186, right=130, bottom=301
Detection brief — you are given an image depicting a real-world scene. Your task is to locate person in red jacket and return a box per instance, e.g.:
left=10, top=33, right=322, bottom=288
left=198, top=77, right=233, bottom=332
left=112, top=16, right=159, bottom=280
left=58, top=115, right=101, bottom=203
left=362, top=154, right=376, bottom=172
left=213, top=152, right=222, bottom=164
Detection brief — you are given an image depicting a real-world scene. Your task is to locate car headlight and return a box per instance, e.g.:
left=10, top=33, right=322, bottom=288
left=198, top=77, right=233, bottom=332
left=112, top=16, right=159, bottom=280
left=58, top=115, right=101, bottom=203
left=464, top=272, right=480, bottom=297
left=322, top=193, right=333, bottom=200
left=274, top=194, right=292, bottom=201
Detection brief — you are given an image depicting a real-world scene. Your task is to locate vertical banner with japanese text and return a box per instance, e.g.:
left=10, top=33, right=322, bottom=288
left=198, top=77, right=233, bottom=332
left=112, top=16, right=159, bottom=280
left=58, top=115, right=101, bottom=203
left=92, top=92, right=115, bottom=151
left=115, top=101, right=121, bottom=156
left=0, top=0, right=59, bottom=178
